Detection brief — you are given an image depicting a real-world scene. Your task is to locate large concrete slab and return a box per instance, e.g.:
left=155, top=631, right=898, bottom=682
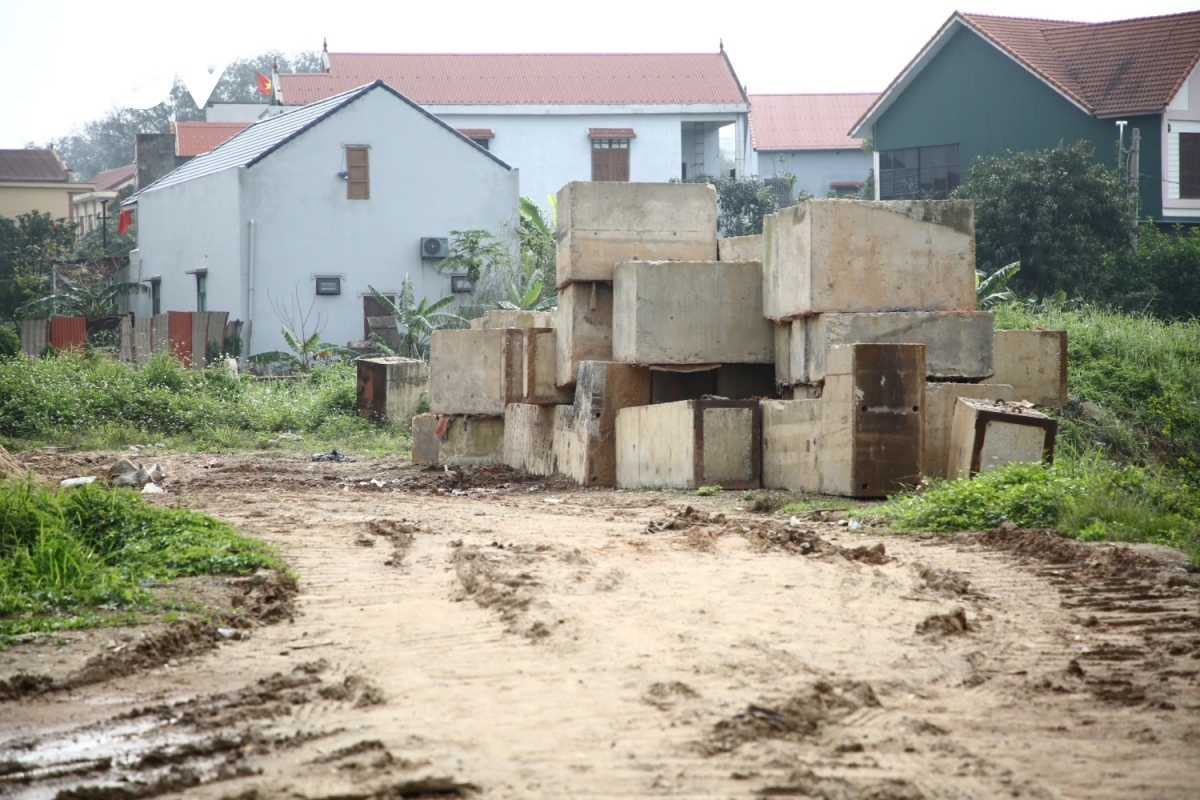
left=412, top=413, right=505, bottom=467
left=923, top=382, right=1013, bottom=480
left=522, top=329, right=573, bottom=405
left=357, top=357, right=430, bottom=425
left=763, top=343, right=925, bottom=497
left=470, top=309, right=556, bottom=330
left=763, top=199, right=976, bottom=319
left=555, top=282, right=613, bottom=389
left=612, top=261, right=774, bottom=365
left=775, top=311, right=994, bottom=386
left=992, top=329, right=1068, bottom=407
left=616, top=399, right=760, bottom=489
left=554, top=361, right=651, bottom=487
left=947, top=398, right=1057, bottom=479
left=556, top=182, right=718, bottom=286
left=718, top=234, right=763, bottom=262
left=503, top=404, right=558, bottom=476
left=429, top=329, right=524, bottom=415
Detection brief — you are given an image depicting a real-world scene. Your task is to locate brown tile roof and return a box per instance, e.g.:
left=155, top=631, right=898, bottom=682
left=0, top=149, right=70, bottom=182
left=456, top=128, right=494, bottom=139
left=278, top=52, right=749, bottom=107
left=588, top=128, right=636, bottom=138
left=959, top=11, right=1200, bottom=116
left=749, top=93, right=877, bottom=151
left=173, top=122, right=251, bottom=157
left=90, top=163, right=137, bottom=191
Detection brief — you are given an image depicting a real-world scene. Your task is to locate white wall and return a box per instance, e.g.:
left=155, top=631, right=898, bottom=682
left=240, top=89, right=519, bottom=355
left=1163, top=60, right=1200, bottom=217
left=755, top=148, right=873, bottom=199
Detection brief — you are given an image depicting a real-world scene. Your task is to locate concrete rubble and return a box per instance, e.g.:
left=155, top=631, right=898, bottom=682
left=417, top=186, right=1068, bottom=490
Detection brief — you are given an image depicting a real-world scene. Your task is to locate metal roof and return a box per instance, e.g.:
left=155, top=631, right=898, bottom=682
left=90, top=163, right=137, bottom=191
left=0, top=149, right=70, bottom=182
left=134, top=81, right=511, bottom=198
left=748, top=93, right=877, bottom=151
left=278, top=52, right=749, bottom=107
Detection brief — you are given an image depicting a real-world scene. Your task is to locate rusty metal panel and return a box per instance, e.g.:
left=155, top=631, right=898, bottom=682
left=49, top=316, right=87, bottom=351
left=168, top=311, right=192, bottom=367
left=192, top=311, right=208, bottom=369
left=134, top=317, right=153, bottom=366
left=19, top=319, right=48, bottom=357
left=151, top=314, right=169, bottom=357
left=851, top=343, right=925, bottom=497
left=356, top=359, right=387, bottom=420
left=119, top=316, right=133, bottom=363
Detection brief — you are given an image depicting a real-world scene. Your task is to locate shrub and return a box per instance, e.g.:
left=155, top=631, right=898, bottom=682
left=0, top=323, right=18, bottom=359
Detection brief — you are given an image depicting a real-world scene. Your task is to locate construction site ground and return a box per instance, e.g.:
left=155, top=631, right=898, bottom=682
left=2, top=449, right=1198, bottom=800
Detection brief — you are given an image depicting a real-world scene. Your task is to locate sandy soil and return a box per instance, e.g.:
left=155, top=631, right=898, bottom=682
left=1, top=449, right=1198, bottom=799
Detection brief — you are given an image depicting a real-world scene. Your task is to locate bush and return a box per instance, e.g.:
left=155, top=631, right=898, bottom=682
left=0, top=323, right=18, bottom=359
left=1119, top=224, right=1200, bottom=320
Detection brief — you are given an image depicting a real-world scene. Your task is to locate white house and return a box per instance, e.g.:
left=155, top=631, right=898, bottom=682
left=276, top=46, right=753, bottom=205
left=748, top=93, right=877, bottom=201
left=125, top=81, right=519, bottom=357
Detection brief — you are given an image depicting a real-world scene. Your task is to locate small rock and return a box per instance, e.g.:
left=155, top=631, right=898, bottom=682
left=60, top=476, right=97, bottom=488
left=217, top=627, right=241, bottom=640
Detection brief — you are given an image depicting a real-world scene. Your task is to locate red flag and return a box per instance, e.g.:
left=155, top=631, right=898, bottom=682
left=256, top=71, right=273, bottom=96
left=117, top=209, right=132, bottom=234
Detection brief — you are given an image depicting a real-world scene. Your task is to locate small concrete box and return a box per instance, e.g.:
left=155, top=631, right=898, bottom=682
left=762, top=199, right=976, bottom=319
left=556, top=181, right=719, bottom=286
left=616, top=399, right=761, bottom=490
left=763, top=343, right=926, bottom=497
left=356, top=357, right=430, bottom=424
left=469, top=309, right=556, bottom=330
left=554, top=361, right=651, bottom=486
left=503, top=404, right=558, bottom=476
left=992, top=329, right=1068, bottom=407
left=718, top=234, right=763, bottom=262
left=428, top=329, right=524, bottom=415
left=521, top=329, right=573, bottom=405
left=612, top=260, right=774, bottom=365
left=923, top=382, right=1013, bottom=480
left=555, top=282, right=614, bottom=389
left=412, top=413, right=505, bottom=467
left=947, top=398, right=1058, bottom=480
left=774, top=311, right=994, bottom=386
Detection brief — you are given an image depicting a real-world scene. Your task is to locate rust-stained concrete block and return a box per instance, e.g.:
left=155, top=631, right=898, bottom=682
left=357, top=357, right=430, bottom=425
left=718, top=234, right=763, bottom=262
left=553, top=361, right=651, bottom=486
left=612, top=260, right=774, bottom=365
left=991, top=329, right=1068, bottom=407
left=412, top=413, right=505, bottom=467
left=429, top=329, right=524, bottom=415
left=503, top=404, right=557, bottom=476
left=763, top=199, right=976, bottom=319
left=947, top=398, right=1057, bottom=480
left=556, top=181, right=718, bottom=286
left=923, top=382, right=1013, bottom=480
left=616, top=399, right=760, bottom=489
left=555, top=282, right=614, bottom=389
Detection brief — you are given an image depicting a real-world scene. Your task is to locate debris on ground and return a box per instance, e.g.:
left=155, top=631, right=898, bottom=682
left=312, top=448, right=356, bottom=463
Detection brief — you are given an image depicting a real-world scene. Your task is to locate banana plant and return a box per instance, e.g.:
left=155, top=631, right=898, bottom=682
left=17, top=277, right=147, bottom=320
left=498, top=269, right=554, bottom=311
left=976, top=261, right=1020, bottom=309
left=367, top=274, right=464, bottom=360
left=248, top=328, right=358, bottom=371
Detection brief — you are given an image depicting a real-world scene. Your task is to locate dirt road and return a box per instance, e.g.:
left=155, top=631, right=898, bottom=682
left=2, top=451, right=1198, bottom=799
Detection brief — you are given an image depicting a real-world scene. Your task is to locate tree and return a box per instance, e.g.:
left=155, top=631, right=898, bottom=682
left=0, top=212, right=78, bottom=322
left=687, top=175, right=780, bottom=237
left=439, top=229, right=510, bottom=285
left=519, top=196, right=556, bottom=291
left=1119, top=224, right=1200, bottom=319
left=16, top=276, right=146, bottom=320
left=74, top=217, right=137, bottom=259
left=952, top=141, right=1134, bottom=299
left=367, top=275, right=463, bottom=360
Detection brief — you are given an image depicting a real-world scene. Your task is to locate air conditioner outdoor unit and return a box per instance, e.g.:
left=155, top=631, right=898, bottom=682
left=421, top=237, right=449, bottom=259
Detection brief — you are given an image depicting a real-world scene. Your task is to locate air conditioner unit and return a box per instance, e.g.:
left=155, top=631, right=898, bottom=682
left=421, top=237, right=449, bottom=259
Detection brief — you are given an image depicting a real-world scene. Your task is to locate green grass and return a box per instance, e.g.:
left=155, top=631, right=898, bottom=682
left=0, top=480, right=284, bottom=643
left=0, top=352, right=411, bottom=457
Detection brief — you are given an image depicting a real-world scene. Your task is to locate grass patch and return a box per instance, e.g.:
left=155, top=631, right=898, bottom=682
left=0, top=352, right=411, bottom=457
left=0, top=480, right=283, bottom=643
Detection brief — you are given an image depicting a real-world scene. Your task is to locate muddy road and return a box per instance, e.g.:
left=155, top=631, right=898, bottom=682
left=1, top=450, right=1199, bottom=799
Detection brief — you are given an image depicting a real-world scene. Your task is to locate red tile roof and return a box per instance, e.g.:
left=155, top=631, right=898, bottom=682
left=278, top=52, right=748, bottom=107
left=173, top=122, right=251, bottom=157
left=588, top=128, right=636, bottom=138
left=456, top=128, right=494, bottom=139
left=0, top=149, right=70, bottom=182
left=90, top=163, right=136, bottom=191
left=749, top=93, right=878, bottom=151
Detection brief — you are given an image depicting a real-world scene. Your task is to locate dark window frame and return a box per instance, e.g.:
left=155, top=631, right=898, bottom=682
left=1181, top=132, right=1200, bottom=199
left=150, top=279, right=161, bottom=316
left=879, top=143, right=960, bottom=200
left=195, top=272, right=207, bottom=313
left=315, top=276, right=341, bottom=296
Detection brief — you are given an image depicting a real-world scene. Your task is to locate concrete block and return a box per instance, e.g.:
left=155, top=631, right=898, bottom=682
left=923, top=382, right=1013, bottom=480
left=522, top=329, right=573, bottom=405
left=554, top=361, right=651, bottom=486
left=503, top=404, right=558, bottom=476
left=718, top=234, right=763, bottom=262
left=411, top=413, right=505, bottom=467
left=357, top=357, right=430, bottom=424
left=992, top=329, right=1068, bottom=407
left=556, top=181, right=718, bottom=286
left=428, top=329, right=524, bottom=415
left=947, top=398, right=1057, bottom=480
left=776, top=311, right=993, bottom=385
left=763, top=199, right=976, bottom=319
left=469, top=309, right=556, bottom=330
left=763, top=343, right=925, bottom=497
left=616, top=399, right=761, bottom=490
left=555, top=282, right=613, bottom=389
left=612, top=261, right=774, bottom=365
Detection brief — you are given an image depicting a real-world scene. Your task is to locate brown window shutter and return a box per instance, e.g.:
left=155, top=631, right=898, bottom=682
left=590, top=139, right=630, bottom=182
left=1181, top=133, right=1200, bottom=199
left=346, top=146, right=369, bottom=199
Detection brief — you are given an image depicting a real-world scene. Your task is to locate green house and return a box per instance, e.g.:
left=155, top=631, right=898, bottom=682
left=851, top=11, right=1200, bottom=224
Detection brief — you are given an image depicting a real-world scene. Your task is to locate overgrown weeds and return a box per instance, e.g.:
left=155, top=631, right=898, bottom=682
left=0, top=480, right=284, bottom=642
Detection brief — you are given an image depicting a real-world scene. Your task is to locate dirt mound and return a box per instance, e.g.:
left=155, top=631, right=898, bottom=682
left=916, top=607, right=971, bottom=637
left=646, top=506, right=727, bottom=533
left=0, top=443, right=37, bottom=482
left=451, top=545, right=547, bottom=639
left=708, top=680, right=879, bottom=753
left=974, top=521, right=1182, bottom=581
left=758, top=769, right=925, bottom=799
left=392, top=464, right=575, bottom=494
left=643, top=681, right=700, bottom=710
left=914, top=564, right=975, bottom=596
left=366, top=519, right=417, bottom=567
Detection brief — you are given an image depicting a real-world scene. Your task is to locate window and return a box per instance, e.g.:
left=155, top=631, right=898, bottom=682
left=879, top=144, right=960, bottom=199
left=591, top=138, right=631, bottom=181
left=315, top=276, right=341, bottom=295
left=363, top=293, right=395, bottom=339
left=1182, top=133, right=1200, bottom=199
left=450, top=275, right=473, bottom=294
left=346, top=146, right=369, bottom=199
left=150, top=279, right=161, bottom=315
left=195, top=272, right=207, bottom=312
left=470, top=138, right=490, bottom=151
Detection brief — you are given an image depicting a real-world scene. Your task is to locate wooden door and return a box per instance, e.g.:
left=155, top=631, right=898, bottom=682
left=591, top=139, right=630, bottom=181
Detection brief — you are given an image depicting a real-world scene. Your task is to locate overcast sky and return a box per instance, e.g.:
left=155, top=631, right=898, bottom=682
left=2, top=0, right=1197, bottom=150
